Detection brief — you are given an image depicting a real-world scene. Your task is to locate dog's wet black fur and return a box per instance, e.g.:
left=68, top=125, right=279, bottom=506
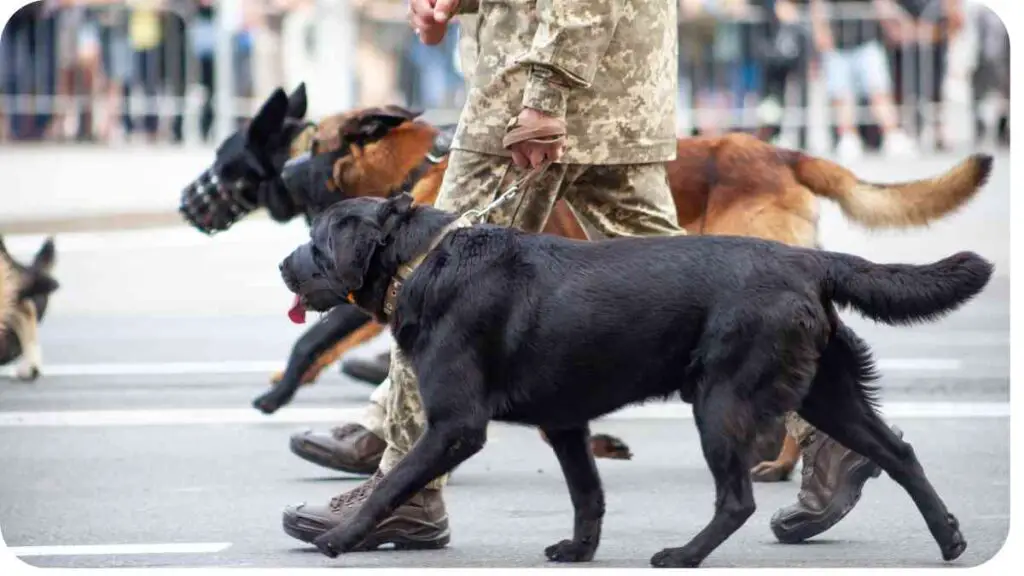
left=280, top=194, right=988, bottom=567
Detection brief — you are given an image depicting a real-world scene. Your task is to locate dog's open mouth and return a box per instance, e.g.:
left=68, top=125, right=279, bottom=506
left=288, top=295, right=307, bottom=324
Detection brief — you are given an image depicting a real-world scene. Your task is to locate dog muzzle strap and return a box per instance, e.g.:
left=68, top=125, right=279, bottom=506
left=179, top=167, right=260, bottom=235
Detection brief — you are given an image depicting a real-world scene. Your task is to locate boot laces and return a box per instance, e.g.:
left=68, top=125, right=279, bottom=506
left=329, top=473, right=381, bottom=511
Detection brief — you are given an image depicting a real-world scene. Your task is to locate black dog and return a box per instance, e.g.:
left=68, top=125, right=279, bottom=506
left=279, top=194, right=989, bottom=567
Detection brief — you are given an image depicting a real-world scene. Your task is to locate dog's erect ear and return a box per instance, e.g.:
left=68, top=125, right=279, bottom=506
left=29, top=273, right=59, bottom=297
left=32, top=237, right=56, bottom=272
left=247, top=88, right=290, bottom=145
left=286, top=83, right=308, bottom=120
left=341, top=106, right=423, bottom=144
left=328, top=218, right=382, bottom=294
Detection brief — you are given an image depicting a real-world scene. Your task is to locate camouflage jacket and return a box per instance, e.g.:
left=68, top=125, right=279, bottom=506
left=452, top=1, right=678, bottom=165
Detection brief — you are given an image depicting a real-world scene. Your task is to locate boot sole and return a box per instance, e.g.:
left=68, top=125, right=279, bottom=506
left=288, top=436, right=383, bottom=476
left=283, top=514, right=450, bottom=551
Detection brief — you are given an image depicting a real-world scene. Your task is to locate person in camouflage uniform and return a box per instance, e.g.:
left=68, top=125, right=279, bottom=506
left=282, top=0, right=685, bottom=550
left=284, top=0, right=894, bottom=550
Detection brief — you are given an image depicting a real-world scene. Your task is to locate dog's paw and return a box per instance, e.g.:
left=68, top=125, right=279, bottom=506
left=252, top=392, right=284, bottom=415
left=269, top=371, right=285, bottom=385
left=313, top=527, right=364, bottom=559
left=650, top=547, right=702, bottom=568
left=544, top=539, right=595, bottom=563
left=589, top=433, right=633, bottom=460
left=15, top=365, right=41, bottom=382
left=940, top=513, right=967, bottom=561
left=750, top=460, right=793, bottom=483
left=313, top=534, right=342, bottom=559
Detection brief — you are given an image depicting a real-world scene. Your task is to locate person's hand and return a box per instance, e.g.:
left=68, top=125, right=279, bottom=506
left=408, top=0, right=460, bottom=45
left=504, top=108, right=567, bottom=170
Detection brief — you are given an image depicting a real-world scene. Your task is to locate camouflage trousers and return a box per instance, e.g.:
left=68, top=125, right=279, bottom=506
left=378, top=149, right=685, bottom=489
left=785, top=412, right=815, bottom=446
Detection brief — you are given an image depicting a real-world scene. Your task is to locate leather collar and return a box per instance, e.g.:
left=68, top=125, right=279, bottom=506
left=379, top=216, right=474, bottom=319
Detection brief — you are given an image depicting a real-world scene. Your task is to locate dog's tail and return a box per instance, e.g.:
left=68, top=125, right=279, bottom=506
left=789, top=152, right=992, bottom=229
left=820, top=250, right=994, bottom=326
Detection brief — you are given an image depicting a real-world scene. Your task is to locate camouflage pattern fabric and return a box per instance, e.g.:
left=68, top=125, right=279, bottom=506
left=452, top=0, right=678, bottom=165
left=378, top=149, right=685, bottom=488
left=785, top=411, right=815, bottom=446
left=357, top=376, right=391, bottom=439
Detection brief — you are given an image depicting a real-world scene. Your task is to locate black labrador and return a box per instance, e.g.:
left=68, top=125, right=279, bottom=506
left=279, top=193, right=989, bottom=567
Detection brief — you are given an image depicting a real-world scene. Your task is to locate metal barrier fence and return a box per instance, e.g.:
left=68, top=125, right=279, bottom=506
left=0, top=0, right=1008, bottom=152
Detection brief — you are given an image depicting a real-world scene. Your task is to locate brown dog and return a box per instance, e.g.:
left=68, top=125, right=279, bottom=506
left=275, top=107, right=990, bottom=471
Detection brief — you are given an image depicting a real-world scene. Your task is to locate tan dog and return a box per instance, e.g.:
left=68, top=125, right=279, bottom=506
left=0, top=236, right=59, bottom=381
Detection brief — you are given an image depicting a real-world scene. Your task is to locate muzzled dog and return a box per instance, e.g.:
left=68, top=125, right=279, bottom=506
left=279, top=194, right=989, bottom=567
left=0, top=236, right=59, bottom=381
left=179, top=84, right=315, bottom=234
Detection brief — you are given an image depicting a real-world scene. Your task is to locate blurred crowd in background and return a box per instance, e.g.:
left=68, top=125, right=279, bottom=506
left=0, top=0, right=1010, bottom=157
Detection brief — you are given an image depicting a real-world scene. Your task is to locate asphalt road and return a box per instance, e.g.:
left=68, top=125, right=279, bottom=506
left=0, top=151, right=1012, bottom=569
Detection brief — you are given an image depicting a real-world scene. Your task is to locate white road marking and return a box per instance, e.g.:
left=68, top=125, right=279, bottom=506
left=0, top=402, right=1008, bottom=428
left=0, top=357, right=965, bottom=379
left=7, top=542, right=232, bottom=557
left=1, top=220, right=307, bottom=255
left=1, top=361, right=286, bottom=377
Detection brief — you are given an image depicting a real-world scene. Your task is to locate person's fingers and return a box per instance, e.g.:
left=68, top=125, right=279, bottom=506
left=418, top=26, right=447, bottom=45
left=408, top=9, right=433, bottom=32
left=408, top=1, right=446, bottom=44
left=528, top=146, right=547, bottom=169
left=434, top=0, right=460, bottom=22
left=510, top=149, right=530, bottom=169
left=408, top=0, right=432, bottom=18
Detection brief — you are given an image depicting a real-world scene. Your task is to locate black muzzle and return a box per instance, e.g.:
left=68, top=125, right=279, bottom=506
left=179, top=167, right=262, bottom=235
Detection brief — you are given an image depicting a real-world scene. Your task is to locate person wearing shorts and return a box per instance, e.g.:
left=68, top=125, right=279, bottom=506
left=811, top=0, right=915, bottom=159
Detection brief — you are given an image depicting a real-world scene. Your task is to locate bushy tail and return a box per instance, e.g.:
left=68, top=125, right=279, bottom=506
left=821, top=250, right=994, bottom=326
left=791, top=153, right=993, bottom=228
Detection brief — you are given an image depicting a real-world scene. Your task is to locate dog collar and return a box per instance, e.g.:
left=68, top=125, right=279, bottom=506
left=381, top=216, right=474, bottom=319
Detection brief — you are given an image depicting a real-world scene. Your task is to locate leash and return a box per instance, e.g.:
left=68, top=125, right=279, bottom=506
left=462, top=159, right=553, bottom=224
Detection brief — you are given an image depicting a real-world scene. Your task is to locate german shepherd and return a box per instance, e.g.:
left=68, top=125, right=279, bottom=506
left=180, top=84, right=992, bottom=472
left=0, top=236, right=59, bottom=381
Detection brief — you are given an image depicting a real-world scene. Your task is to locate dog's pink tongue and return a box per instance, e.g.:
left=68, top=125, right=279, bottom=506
left=288, top=295, right=307, bottom=324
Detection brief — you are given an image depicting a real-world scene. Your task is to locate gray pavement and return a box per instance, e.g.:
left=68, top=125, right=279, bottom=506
left=0, top=150, right=1012, bottom=568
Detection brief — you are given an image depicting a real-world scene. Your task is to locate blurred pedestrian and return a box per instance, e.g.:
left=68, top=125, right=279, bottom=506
left=810, top=0, right=915, bottom=159
left=970, top=1, right=1008, bottom=148
left=883, top=0, right=964, bottom=152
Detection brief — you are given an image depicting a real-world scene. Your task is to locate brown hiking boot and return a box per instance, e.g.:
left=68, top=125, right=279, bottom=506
left=282, top=471, right=451, bottom=550
left=770, top=425, right=902, bottom=543
left=289, top=423, right=385, bottom=475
